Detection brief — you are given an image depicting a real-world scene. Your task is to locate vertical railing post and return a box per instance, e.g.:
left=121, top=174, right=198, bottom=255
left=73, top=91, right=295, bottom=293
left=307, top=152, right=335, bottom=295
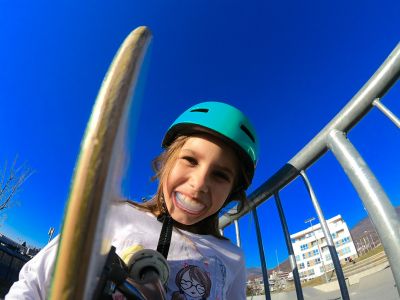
left=274, top=192, right=304, bottom=300
left=252, top=207, right=271, bottom=300
left=372, top=98, right=400, bottom=128
left=234, top=219, right=241, bottom=248
left=300, top=170, right=350, bottom=300
left=327, top=129, right=400, bottom=296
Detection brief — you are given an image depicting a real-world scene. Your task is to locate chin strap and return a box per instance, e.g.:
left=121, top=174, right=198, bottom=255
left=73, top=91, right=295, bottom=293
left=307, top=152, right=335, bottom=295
left=156, top=200, right=173, bottom=259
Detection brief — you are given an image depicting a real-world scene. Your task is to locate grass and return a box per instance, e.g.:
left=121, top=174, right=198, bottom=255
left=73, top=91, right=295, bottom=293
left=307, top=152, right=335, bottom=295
left=283, top=245, right=386, bottom=291
left=354, top=244, right=384, bottom=262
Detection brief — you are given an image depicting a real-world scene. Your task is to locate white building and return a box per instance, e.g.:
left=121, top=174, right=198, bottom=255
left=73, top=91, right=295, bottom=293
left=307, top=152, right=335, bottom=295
left=290, top=215, right=358, bottom=281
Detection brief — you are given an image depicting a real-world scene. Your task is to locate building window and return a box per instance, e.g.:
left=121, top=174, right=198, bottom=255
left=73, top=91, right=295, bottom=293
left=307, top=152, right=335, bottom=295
left=325, top=254, right=331, bottom=261
left=342, top=247, right=351, bottom=254
left=313, top=249, right=319, bottom=256
left=342, top=237, right=350, bottom=244
left=300, top=244, right=308, bottom=251
left=296, top=255, right=301, bottom=261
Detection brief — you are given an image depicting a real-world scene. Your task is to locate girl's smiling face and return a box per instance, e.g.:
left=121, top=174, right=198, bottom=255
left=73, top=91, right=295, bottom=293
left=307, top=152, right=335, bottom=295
left=163, top=134, right=238, bottom=226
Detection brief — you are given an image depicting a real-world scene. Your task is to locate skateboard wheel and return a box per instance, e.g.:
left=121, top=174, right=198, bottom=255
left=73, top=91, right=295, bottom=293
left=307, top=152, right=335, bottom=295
left=127, top=249, right=170, bottom=285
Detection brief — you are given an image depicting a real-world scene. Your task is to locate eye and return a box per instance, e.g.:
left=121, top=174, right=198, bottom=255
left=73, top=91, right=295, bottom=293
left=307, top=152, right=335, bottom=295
left=181, top=156, right=197, bottom=166
left=180, top=279, right=191, bottom=289
left=214, top=170, right=232, bottom=182
left=196, top=285, right=205, bottom=294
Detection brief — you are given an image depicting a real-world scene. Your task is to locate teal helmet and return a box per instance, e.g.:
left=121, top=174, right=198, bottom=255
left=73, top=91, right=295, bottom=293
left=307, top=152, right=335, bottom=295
left=162, top=101, right=259, bottom=188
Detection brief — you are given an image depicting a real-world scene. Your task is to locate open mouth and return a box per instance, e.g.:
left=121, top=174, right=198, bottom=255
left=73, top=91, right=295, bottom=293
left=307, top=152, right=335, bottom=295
left=174, top=192, right=205, bottom=214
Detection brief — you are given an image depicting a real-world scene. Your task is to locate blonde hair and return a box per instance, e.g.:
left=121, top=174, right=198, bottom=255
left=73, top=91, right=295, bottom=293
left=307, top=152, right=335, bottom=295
left=135, top=135, right=249, bottom=238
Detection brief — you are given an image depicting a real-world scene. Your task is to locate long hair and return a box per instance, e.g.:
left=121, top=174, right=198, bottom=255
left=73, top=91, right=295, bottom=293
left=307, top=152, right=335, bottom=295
left=134, top=135, right=250, bottom=238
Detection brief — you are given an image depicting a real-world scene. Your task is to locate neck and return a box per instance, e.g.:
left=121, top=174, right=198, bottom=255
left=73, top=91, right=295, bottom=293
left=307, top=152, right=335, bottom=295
left=173, top=221, right=208, bottom=235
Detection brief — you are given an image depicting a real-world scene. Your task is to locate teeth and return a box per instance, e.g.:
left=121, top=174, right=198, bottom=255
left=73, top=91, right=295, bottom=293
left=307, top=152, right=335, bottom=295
left=175, top=192, right=205, bottom=213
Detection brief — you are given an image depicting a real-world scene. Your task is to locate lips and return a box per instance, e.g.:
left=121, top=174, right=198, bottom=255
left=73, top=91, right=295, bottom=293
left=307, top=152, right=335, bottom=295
left=174, top=192, right=205, bottom=214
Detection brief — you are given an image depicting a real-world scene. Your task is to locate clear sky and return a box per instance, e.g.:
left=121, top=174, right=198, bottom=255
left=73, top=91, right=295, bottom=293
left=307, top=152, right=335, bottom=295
left=1, top=0, right=399, bottom=269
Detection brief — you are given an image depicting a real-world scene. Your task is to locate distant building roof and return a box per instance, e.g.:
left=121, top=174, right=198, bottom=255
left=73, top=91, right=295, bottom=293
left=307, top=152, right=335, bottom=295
left=0, top=233, right=20, bottom=248
left=290, top=215, right=343, bottom=239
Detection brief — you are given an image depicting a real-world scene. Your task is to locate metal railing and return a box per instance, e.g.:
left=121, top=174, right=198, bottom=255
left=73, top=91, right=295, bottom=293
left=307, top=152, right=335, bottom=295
left=219, top=42, right=400, bottom=299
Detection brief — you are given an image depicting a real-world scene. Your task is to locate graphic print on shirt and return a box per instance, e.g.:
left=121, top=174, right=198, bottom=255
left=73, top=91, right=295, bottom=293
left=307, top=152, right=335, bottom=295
left=169, top=256, right=227, bottom=300
left=171, top=265, right=211, bottom=299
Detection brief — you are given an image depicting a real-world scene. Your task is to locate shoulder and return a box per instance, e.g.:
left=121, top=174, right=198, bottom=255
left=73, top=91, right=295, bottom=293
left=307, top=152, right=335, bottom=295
left=106, top=201, right=162, bottom=253
left=107, top=201, right=160, bottom=235
left=109, top=201, right=156, bottom=223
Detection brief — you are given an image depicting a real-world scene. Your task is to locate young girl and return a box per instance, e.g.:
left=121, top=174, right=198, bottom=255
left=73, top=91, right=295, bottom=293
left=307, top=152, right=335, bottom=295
left=6, top=101, right=259, bottom=299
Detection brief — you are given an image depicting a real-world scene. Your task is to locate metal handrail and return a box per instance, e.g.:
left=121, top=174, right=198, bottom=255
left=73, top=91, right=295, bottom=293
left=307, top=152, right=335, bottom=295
left=219, top=42, right=400, bottom=298
left=219, top=42, right=400, bottom=228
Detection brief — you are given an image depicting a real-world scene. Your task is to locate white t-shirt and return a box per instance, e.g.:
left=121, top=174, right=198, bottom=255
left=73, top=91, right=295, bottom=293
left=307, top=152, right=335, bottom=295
left=6, top=202, right=246, bottom=299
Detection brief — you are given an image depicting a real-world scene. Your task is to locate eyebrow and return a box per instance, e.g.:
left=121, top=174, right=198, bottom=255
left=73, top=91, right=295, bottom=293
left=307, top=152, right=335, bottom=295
left=181, top=148, right=235, bottom=177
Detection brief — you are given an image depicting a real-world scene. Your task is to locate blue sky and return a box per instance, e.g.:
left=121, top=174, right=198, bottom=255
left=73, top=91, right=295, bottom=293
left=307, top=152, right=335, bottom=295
left=0, top=0, right=399, bottom=269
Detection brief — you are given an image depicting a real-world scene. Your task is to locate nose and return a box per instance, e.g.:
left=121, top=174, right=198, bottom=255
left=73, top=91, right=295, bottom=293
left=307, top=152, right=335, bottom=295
left=189, top=167, right=209, bottom=194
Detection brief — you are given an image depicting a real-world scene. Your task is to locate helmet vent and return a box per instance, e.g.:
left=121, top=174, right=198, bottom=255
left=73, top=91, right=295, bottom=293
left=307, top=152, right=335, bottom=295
left=190, top=108, right=209, bottom=113
left=240, top=124, right=255, bottom=143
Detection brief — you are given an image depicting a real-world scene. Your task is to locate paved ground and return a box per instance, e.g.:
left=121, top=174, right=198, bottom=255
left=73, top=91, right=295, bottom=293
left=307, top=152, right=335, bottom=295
left=248, top=267, right=399, bottom=300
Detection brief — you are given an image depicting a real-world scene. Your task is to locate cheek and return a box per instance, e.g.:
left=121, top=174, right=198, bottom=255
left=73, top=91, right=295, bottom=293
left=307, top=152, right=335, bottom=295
left=162, top=175, right=173, bottom=204
left=211, top=183, right=234, bottom=209
left=163, top=165, right=180, bottom=193
left=162, top=164, right=183, bottom=205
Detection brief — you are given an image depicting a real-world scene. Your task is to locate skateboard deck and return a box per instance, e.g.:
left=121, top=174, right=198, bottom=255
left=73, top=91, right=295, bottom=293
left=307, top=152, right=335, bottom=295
left=50, top=26, right=152, bottom=300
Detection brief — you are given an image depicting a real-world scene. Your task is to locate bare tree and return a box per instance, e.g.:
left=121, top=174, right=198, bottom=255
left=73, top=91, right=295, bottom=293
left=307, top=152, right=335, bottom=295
left=0, top=157, right=34, bottom=212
